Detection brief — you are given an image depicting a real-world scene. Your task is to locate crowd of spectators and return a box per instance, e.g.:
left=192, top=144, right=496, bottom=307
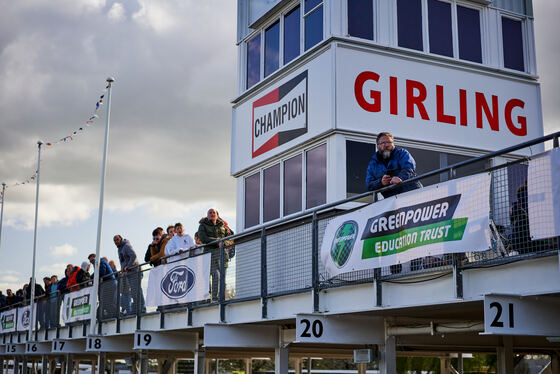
left=0, top=207, right=235, bottom=325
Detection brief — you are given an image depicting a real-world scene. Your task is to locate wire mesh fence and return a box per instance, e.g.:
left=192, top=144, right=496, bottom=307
left=227, top=237, right=261, bottom=301
left=266, top=222, right=313, bottom=295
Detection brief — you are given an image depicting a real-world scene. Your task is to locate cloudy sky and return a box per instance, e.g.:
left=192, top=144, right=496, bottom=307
left=0, top=0, right=559, bottom=292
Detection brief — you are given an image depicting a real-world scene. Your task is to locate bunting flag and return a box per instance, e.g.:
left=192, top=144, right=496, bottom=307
left=0, top=82, right=109, bottom=200
left=45, top=85, right=108, bottom=147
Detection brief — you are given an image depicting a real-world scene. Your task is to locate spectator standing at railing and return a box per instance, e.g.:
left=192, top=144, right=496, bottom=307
left=48, top=275, right=60, bottom=328
left=65, top=264, right=88, bottom=292
left=0, top=291, right=6, bottom=308
left=88, top=253, right=118, bottom=318
left=108, top=259, right=118, bottom=272
left=40, top=277, right=51, bottom=328
left=366, top=132, right=422, bottom=198
left=198, top=209, right=234, bottom=301
left=80, top=261, right=93, bottom=287
left=164, top=223, right=195, bottom=260
left=5, top=289, right=21, bottom=306
left=147, top=227, right=166, bottom=266
left=114, top=234, right=145, bottom=315
left=145, top=227, right=164, bottom=265
left=24, top=278, right=45, bottom=302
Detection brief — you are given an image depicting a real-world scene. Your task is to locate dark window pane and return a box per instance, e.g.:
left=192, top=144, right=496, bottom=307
left=305, top=6, right=323, bottom=50
left=397, top=0, right=423, bottom=51
left=244, top=173, right=260, bottom=228
left=457, top=6, right=482, bottom=63
left=263, top=164, right=280, bottom=222
left=284, top=6, right=301, bottom=64
left=306, top=144, right=326, bottom=209
left=406, top=147, right=441, bottom=187
left=428, top=0, right=453, bottom=57
left=348, top=0, right=374, bottom=40
left=502, top=17, right=524, bottom=71
left=247, top=34, right=261, bottom=89
left=265, top=21, right=280, bottom=77
left=447, top=153, right=489, bottom=179
left=305, top=0, right=322, bottom=13
left=284, top=155, right=302, bottom=215
left=346, top=140, right=376, bottom=195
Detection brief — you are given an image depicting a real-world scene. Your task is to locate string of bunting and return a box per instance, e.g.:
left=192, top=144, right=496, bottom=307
left=0, top=82, right=109, bottom=198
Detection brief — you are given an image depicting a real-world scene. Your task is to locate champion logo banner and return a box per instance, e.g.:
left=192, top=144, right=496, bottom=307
left=146, top=253, right=211, bottom=307
left=252, top=70, right=308, bottom=158
left=321, top=173, right=491, bottom=275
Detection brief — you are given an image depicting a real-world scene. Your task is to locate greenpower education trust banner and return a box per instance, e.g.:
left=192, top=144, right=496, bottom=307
left=321, top=173, right=491, bottom=276
left=62, top=287, right=93, bottom=324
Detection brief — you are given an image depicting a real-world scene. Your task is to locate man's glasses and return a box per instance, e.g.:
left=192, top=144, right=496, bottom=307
left=378, top=141, right=393, bottom=146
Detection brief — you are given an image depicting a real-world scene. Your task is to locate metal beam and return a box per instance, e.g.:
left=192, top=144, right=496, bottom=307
left=52, top=340, right=86, bottom=355
left=295, top=314, right=384, bottom=344
left=85, top=336, right=133, bottom=353
left=134, top=331, right=197, bottom=351
left=204, top=324, right=279, bottom=348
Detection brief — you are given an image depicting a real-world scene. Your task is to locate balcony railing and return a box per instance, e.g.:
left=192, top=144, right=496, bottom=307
left=1, top=131, right=559, bottom=334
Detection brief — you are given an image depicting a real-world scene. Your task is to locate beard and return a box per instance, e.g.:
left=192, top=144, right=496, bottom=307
left=381, top=151, right=391, bottom=159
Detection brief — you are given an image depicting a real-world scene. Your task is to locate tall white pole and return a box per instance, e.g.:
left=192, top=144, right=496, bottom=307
left=0, top=182, right=6, bottom=250
left=90, top=77, right=115, bottom=335
left=29, top=140, right=43, bottom=337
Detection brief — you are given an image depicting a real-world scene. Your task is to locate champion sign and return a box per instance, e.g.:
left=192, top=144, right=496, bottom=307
left=160, top=265, right=195, bottom=299
left=252, top=71, right=308, bottom=158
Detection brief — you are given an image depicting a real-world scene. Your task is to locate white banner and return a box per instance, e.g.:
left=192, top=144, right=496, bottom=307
left=528, top=148, right=560, bottom=240
left=62, top=287, right=93, bottom=324
left=0, top=309, right=17, bottom=333
left=146, top=253, right=211, bottom=307
left=16, top=304, right=36, bottom=332
left=321, top=174, right=491, bottom=276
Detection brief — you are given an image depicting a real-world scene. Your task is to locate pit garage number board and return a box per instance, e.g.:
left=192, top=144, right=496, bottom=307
left=483, top=294, right=560, bottom=336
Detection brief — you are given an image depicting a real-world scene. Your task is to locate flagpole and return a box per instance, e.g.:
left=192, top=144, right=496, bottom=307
left=0, top=182, right=6, bottom=251
left=90, top=77, right=115, bottom=335
left=29, top=140, right=43, bottom=337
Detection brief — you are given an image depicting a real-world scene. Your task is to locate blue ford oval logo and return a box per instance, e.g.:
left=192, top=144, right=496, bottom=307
left=160, top=265, right=195, bottom=299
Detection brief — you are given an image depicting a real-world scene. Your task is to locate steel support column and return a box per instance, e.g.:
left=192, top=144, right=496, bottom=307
left=195, top=348, right=206, bottom=374
left=379, top=335, right=396, bottom=374
left=496, top=336, right=513, bottom=374
left=275, top=347, right=289, bottom=374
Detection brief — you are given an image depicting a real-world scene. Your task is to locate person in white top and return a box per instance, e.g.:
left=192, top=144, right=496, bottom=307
left=164, top=222, right=195, bottom=260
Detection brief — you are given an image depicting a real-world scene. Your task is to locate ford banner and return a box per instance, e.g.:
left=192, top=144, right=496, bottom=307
left=146, top=253, right=211, bottom=306
left=321, top=173, right=491, bottom=276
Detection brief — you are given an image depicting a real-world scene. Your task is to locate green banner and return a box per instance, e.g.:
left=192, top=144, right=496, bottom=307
left=362, top=218, right=468, bottom=259
left=71, top=305, right=91, bottom=317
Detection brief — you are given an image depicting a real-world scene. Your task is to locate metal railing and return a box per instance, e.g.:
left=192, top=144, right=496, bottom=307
left=1, top=131, right=559, bottom=333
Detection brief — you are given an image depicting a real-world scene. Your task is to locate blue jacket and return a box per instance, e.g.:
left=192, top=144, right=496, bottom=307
left=366, top=147, right=422, bottom=197
left=98, top=258, right=116, bottom=281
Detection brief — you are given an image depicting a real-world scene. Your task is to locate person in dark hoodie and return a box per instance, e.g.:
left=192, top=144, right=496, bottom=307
left=113, top=235, right=145, bottom=315
left=5, top=289, right=22, bottom=307
left=198, top=208, right=234, bottom=301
